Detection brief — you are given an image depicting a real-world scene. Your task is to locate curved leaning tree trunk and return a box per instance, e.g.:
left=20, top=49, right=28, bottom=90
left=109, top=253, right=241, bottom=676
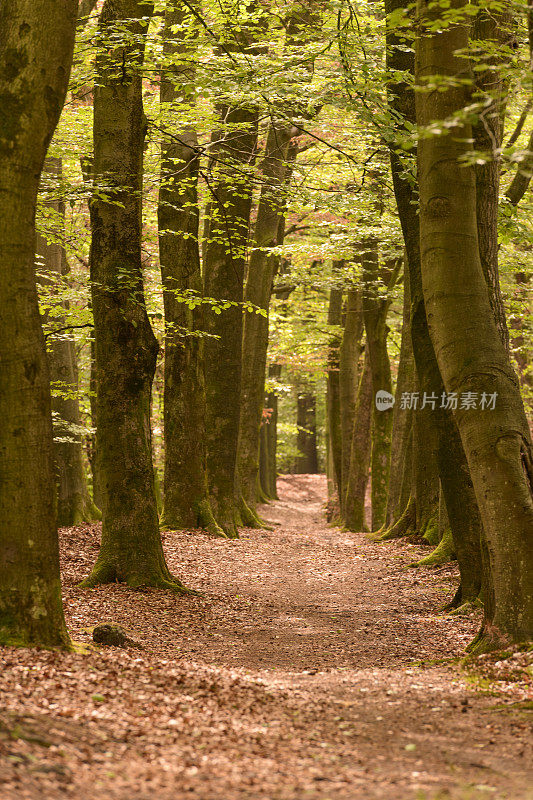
left=416, top=0, right=533, bottom=646
left=0, top=0, right=78, bottom=648
left=82, top=0, right=189, bottom=592
left=158, top=5, right=224, bottom=537
left=37, top=159, right=100, bottom=526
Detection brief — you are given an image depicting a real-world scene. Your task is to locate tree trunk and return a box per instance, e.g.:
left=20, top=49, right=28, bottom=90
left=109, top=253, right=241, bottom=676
left=37, top=158, right=100, bottom=526
left=339, top=288, right=364, bottom=518
left=158, top=5, right=223, bottom=536
left=343, top=351, right=373, bottom=532
left=260, top=363, right=280, bottom=500
left=294, top=390, right=319, bottom=474
left=385, top=0, right=483, bottom=602
left=0, top=0, right=78, bottom=648
left=239, top=122, right=293, bottom=508
left=416, top=0, right=533, bottom=645
left=472, top=7, right=512, bottom=352
left=203, top=110, right=258, bottom=534
left=362, top=241, right=397, bottom=531
left=326, top=285, right=343, bottom=498
left=81, top=0, right=188, bottom=592
left=384, top=266, right=414, bottom=529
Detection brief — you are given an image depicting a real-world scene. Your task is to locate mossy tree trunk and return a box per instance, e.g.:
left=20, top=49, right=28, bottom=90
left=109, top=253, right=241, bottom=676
left=158, top=5, right=223, bottom=536
left=82, top=0, right=188, bottom=592
left=37, top=158, right=100, bottom=527
left=343, top=351, right=373, bottom=532
left=0, top=0, right=78, bottom=648
left=416, top=0, right=533, bottom=645
left=339, top=288, right=364, bottom=518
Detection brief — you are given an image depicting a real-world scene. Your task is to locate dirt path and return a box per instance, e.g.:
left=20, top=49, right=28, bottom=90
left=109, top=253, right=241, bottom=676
left=1, top=475, right=531, bottom=800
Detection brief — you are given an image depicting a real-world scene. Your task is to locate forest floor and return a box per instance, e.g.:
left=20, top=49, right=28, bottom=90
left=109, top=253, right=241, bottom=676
left=1, top=474, right=532, bottom=800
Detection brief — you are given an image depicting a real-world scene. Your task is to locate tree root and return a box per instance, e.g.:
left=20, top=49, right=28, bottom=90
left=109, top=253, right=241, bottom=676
left=421, top=508, right=440, bottom=546
left=410, top=526, right=455, bottom=567
left=466, top=623, right=510, bottom=656
left=448, top=599, right=483, bottom=617
left=370, top=496, right=416, bottom=542
left=79, top=562, right=199, bottom=596
left=238, top=497, right=274, bottom=530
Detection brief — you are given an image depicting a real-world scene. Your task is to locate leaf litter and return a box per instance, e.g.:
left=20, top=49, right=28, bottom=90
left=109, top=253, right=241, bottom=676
left=0, top=474, right=531, bottom=799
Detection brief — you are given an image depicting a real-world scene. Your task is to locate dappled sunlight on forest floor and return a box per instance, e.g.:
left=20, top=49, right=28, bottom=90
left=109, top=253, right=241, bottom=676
left=1, top=475, right=531, bottom=800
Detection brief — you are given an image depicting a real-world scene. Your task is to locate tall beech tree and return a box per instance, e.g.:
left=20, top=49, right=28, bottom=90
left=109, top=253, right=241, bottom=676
left=158, top=4, right=224, bottom=536
left=202, top=12, right=262, bottom=536
left=0, top=0, right=78, bottom=648
left=239, top=121, right=294, bottom=510
left=81, top=0, right=188, bottom=591
left=382, top=0, right=483, bottom=611
left=416, top=0, right=533, bottom=645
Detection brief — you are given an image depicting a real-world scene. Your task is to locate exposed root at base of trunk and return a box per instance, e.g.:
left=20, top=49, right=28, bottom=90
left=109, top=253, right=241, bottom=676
left=238, top=497, right=274, bottom=530
left=79, top=563, right=199, bottom=596
left=448, top=599, right=483, bottom=617
left=370, top=497, right=416, bottom=543
left=465, top=622, right=511, bottom=656
left=410, top=526, right=455, bottom=567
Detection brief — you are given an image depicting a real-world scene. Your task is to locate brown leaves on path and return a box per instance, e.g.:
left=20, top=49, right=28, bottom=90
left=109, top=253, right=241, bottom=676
left=0, top=474, right=531, bottom=799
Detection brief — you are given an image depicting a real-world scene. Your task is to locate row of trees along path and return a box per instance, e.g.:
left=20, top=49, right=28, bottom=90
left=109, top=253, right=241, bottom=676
left=0, top=1, right=532, bottom=796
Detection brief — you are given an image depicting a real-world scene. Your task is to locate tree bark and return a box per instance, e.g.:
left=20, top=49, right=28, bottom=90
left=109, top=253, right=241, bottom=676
left=472, top=7, right=513, bottom=351
left=203, top=92, right=259, bottom=534
left=339, top=288, right=364, bottom=518
left=384, top=266, right=414, bottom=529
left=362, top=242, right=398, bottom=531
left=326, top=285, right=343, bottom=498
left=239, top=122, right=293, bottom=508
left=158, top=5, right=223, bottom=536
left=343, top=351, right=373, bottom=531
left=82, top=0, right=188, bottom=592
left=260, top=363, right=281, bottom=500
left=416, top=0, right=533, bottom=645
left=384, top=0, right=484, bottom=603
left=0, top=0, right=78, bottom=648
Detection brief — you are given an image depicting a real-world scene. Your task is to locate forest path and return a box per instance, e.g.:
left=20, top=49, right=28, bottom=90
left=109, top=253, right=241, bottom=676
left=1, top=475, right=532, bottom=800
